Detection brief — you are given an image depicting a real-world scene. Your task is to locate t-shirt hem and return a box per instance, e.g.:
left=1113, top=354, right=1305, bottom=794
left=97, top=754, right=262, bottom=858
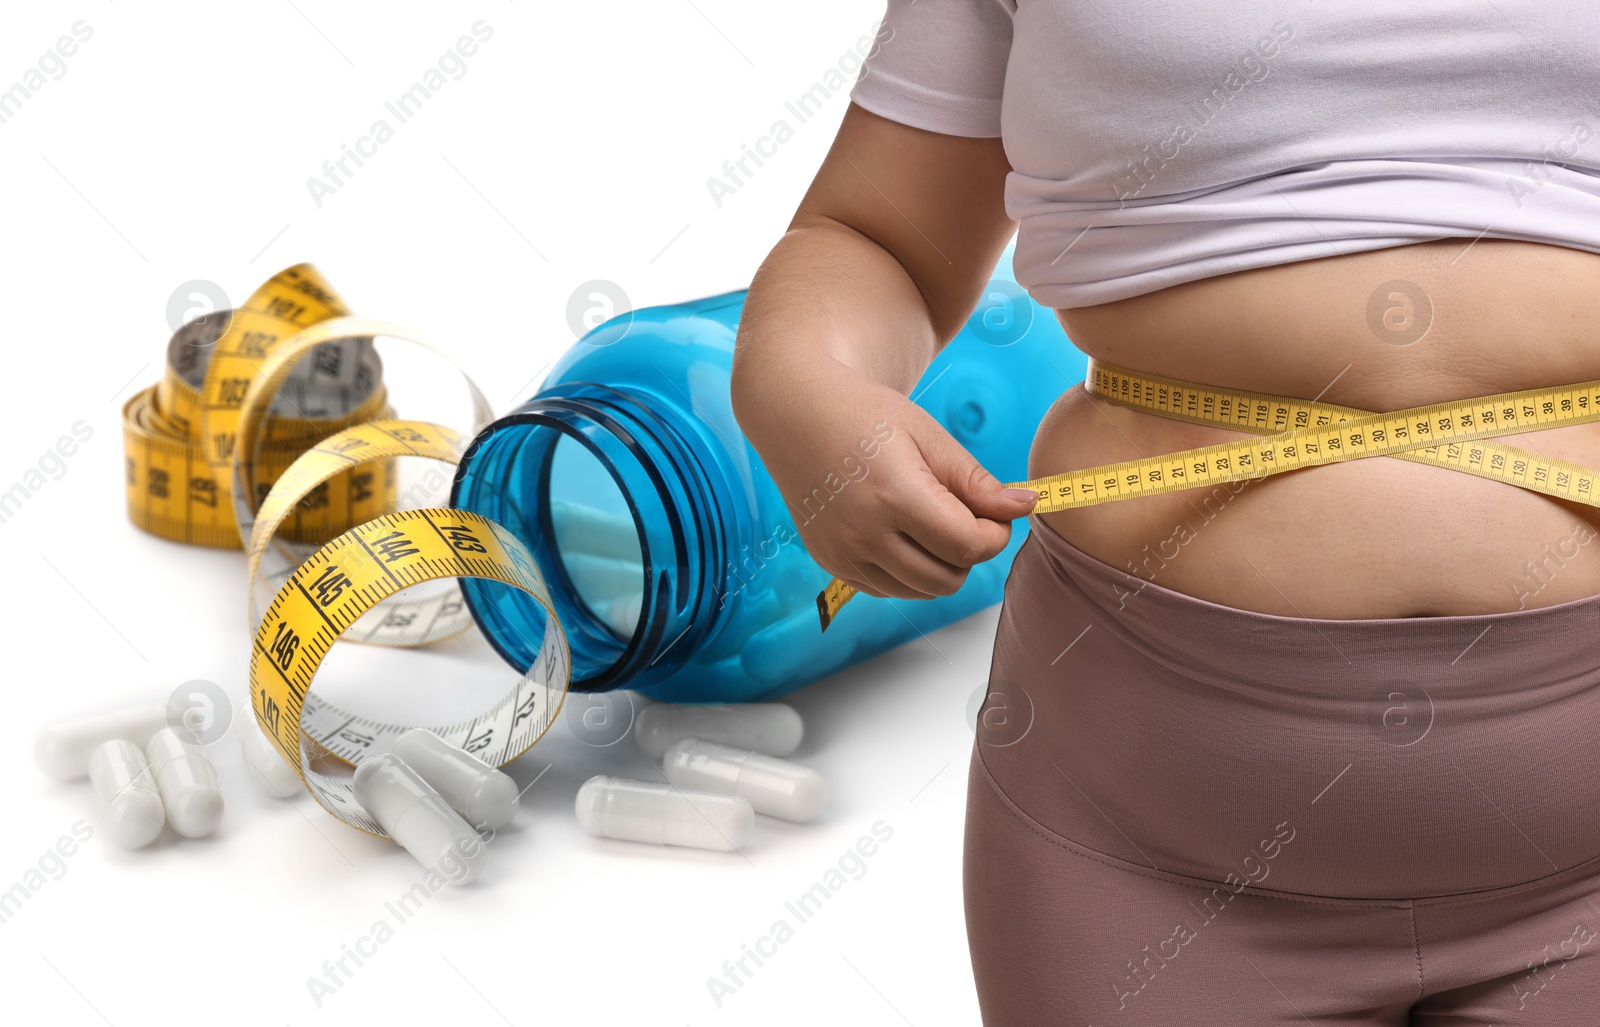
left=848, top=72, right=1002, bottom=139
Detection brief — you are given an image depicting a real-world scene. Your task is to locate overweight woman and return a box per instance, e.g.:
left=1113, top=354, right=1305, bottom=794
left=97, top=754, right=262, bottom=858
left=728, top=2, right=1600, bottom=1022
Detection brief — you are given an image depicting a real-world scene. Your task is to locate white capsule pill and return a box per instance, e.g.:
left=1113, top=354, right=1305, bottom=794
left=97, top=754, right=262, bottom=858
left=391, top=728, right=519, bottom=831
left=237, top=715, right=303, bottom=798
left=35, top=703, right=169, bottom=782
left=145, top=728, right=224, bottom=838
left=575, top=775, right=753, bottom=851
left=550, top=499, right=643, bottom=561
left=601, top=592, right=643, bottom=638
left=662, top=738, right=827, bottom=823
left=88, top=739, right=166, bottom=849
left=353, top=753, right=486, bottom=885
left=635, top=701, right=803, bottom=760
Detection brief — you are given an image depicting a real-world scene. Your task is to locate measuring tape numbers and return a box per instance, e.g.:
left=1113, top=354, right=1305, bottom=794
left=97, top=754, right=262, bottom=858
left=122, top=265, right=397, bottom=548
left=816, top=357, right=1600, bottom=629
left=228, top=311, right=567, bottom=835
left=123, top=263, right=572, bottom=838
left=229, top=314, right=494, bottom=639
left=246, top=418, right=477, bottom=646
left=248, top=506, right=569, bottom=835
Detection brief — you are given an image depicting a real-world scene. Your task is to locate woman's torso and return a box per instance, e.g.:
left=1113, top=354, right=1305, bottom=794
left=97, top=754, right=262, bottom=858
left=1032, top=238, right=1600, bottom=618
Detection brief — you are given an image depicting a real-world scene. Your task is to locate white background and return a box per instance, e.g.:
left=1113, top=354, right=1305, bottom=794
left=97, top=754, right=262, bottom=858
left=0, top=3, right=1012, bottom=1025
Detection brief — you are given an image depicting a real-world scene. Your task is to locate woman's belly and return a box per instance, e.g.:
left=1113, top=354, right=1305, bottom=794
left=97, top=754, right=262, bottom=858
left=1033, top=237, right=1600, bottom=618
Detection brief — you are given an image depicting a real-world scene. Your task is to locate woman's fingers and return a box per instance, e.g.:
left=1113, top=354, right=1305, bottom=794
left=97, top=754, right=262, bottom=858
left=889, top=486, right=1014, bottom=570
left=837, top=530, right=974, bottom=600
left=833, top=558, right=897, bottom=601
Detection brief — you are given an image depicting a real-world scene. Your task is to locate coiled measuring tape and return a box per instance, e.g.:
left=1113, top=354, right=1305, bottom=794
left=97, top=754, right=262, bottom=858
left=233, top=308, right=569, bottom=834
left=816, top=357, right=1600, bottom=629
left=122, top=266, right=401, bottom=548
left=235, top=328, right=571, bottom=833
left=126, top=265, right=571, bottom=836
left=248, top=504, right=567, bottom=835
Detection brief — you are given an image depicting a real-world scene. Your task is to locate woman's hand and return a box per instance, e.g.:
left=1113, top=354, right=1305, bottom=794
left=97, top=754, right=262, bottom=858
left=731, top=102, right=1025, bottom=598
left=736, top=353, right=1037, bottom=600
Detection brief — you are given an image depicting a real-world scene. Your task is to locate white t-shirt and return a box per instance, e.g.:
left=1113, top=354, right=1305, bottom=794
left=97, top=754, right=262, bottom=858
left=848, top=0, right=1600, bottom=308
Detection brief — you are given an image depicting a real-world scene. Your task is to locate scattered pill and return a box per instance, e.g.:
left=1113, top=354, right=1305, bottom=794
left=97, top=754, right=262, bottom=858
left=634, top=701, right=802, bottom=760
left=550, top=499, right=643, bottom=562
left=237, top=715, right=303, bottom=798
left=88, top=739, right=166, bottom=849
left=145, top=728, right=224, bottom=839
left=575, top=775, right=753, bottom=851
left=662, top=738, right=826, bottom=823
left=34, top=703, right=169, bottom=782
left=391, top=728, right=519, bottom=831
left=353, top=753, right=486, bottom=885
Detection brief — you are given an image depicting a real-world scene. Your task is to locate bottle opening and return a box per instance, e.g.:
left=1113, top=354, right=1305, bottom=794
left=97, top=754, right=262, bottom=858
left=450, top=383, right=728, bottom=692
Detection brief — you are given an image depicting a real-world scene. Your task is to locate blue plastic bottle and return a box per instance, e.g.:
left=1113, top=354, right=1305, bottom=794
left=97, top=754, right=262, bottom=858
left=449, top=245, right=1085, bottom=702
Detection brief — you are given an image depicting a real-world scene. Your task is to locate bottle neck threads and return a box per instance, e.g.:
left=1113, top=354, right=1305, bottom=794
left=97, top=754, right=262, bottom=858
left=450, top=382, right=731, bottom=691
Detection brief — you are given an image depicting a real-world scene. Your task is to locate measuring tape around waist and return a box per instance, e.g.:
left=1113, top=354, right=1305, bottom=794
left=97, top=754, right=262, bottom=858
left=814, top=357, right=1600, bottom=629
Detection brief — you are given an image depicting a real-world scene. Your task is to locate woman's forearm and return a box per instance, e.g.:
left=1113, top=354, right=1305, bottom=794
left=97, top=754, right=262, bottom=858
left=731, top=216, right=946, bottom=407
left=724, top=105, right=1030, bottom=602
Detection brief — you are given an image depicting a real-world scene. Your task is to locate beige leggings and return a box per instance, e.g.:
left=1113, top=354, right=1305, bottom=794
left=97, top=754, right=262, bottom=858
left=964, top=512, right=1600, bottom=1024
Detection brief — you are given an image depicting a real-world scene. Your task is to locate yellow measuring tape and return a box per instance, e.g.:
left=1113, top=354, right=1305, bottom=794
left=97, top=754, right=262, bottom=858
left=242, top=414, right=569, bottom=834
left=126, top=265, right=570, bottom=836
left=815, top=357, right=1600, bottom=629
left=122, top=266, right=397, bottom=547
left=248, top=505, right=566, bottom=835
